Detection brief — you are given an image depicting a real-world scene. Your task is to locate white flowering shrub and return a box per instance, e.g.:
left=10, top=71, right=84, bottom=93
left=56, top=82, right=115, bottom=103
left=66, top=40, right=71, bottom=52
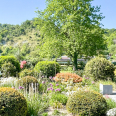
left=0, top=77, right=18, bottom=87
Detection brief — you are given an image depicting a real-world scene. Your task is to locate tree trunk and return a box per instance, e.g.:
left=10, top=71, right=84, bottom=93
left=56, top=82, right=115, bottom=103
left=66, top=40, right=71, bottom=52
left=72, top=52, right=78, bottom=71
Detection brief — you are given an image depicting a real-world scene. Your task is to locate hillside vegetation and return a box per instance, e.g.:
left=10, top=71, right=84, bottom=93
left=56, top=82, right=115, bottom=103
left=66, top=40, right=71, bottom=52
left=0, top=20, right=116, bottom=65
left=0, top=20, right=41, bottom=65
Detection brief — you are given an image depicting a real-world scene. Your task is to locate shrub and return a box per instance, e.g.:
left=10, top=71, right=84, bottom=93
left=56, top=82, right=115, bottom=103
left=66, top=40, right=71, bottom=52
left=1, top=61, right=16, bottom=77
left=0, top=77, right=18, bottom=87
left=66, top=90, right=107, bottom=116
left=49, top=92, right=68, bottom=107
left=0, top=87, right=27, bottom=116
left=53, top=72, right=82, bottom=83
left=0, top=56, right=20, bottom=76
left=77, top=61, right=86, bottom=70
left=34, top=61, right=60, bottom=78
left=72, top=69, right=84, bottom=77
left=84, top=57, right=115, bottom=81
left=19, top=69, right=35, bottom=78
left=17, top=76, right=39, bottom=91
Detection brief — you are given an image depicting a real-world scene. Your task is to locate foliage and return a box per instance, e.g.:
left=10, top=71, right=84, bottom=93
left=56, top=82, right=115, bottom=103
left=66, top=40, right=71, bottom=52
left=84, top=57, right=115, bottom=81
left=17, top=76, right=39, bottom=91
left=66, top=90, right=107, bottom=116
left=45, top=81, right=67, bottom=94
left=34, top=61, right=61, bottom=78
left=72, top=69, right=84, bottom=77
left=42, top=113, right=48, bottom=116
left=35, top=0, right=106, bottom=70
left=49, top=92, right=68, bottom=107
left=19, top=69, right=36, bottom=78
left=53, top=72, right=82, bottom=83
left=0, top=77, right=18, bottom=87
left=26, top=94, right=49, bottom=116
left=0, top=56, right=20, bottom=75
left=105, top=96, right=116, bottom=111
left=108, top=44, right=116, bottom=60
left=1, top=61, right=17, bottom=77
left=52, top=109, right=60, bottom=115
left=0, top=87, right=27, bottom=116
left=77, top=61, right=86, bottom=70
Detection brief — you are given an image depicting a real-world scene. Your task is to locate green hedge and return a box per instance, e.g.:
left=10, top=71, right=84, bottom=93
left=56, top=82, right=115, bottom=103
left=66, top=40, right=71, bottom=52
left=34, top=61, right=60, bottom=78
left=0, top=56, right=20, bottom=75
left=84, top=57, right=115, bottom=81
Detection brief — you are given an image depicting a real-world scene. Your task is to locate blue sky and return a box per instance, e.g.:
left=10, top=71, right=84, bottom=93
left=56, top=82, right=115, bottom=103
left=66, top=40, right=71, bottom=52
left=0, top=0, right=116, bottom=29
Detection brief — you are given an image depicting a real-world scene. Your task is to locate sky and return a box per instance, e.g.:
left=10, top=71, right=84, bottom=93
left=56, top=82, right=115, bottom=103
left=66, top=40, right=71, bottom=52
left=0, top=0, right=116, bottom=29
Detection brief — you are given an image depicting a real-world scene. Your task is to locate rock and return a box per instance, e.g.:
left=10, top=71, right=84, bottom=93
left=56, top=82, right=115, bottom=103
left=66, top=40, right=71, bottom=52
left=106, top=108, right=116, bottom=116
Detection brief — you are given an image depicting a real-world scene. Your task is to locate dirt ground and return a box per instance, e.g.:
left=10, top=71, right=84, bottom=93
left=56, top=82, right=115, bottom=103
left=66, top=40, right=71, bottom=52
left=38, top=106, right=73, bottom=116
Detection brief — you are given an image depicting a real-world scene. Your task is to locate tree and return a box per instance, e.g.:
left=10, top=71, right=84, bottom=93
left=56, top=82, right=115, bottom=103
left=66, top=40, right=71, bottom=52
left=108, top=44, right=116, bottom=59
left=34, top=0, right=106, bottom=70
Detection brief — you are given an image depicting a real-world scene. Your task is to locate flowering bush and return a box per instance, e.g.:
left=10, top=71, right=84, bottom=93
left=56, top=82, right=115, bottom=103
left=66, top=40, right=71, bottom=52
left=0, top=77, right=18, bottom=87
left=53, top=73, right=82, bottom=83
left=20, top=60, right=27, bottom=69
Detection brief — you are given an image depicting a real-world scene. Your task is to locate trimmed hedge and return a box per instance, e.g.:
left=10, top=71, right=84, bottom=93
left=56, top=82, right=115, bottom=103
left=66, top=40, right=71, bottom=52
left=19, top=69, right=35, bottom=78
left=66, top=90, right=107, bottom=116
left=34, top=61, right=61, bottom=78
left=84, top=57, right=115, bottom=81
left=0, top=87, right=27, bottom=116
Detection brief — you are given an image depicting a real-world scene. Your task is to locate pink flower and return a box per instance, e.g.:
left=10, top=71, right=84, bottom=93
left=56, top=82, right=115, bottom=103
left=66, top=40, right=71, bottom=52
left=56, top=84, right=59, bottom=86
left=12, top=87, right=15, bottom=89
left=42, top=81, right=45, bottom=84
left=105, top=94, right=109, bottom=99
left=49, top=76, right=52, bottom=79
left=85, top=77, right=89, bottom=79
left=92, top=81, right=95, bottom=84
left=21, top=61, right=26, bottom=65
left=20, top=61, right=26, bottom=69
left=49, top=83, right=53, bottom=86
left=19, top=86, right=24, bottom=89
left=47, top=88, right=50, bottom=91
left=20, top=65, right=23, bottom=69
left=55, top=88, right=61, bottom=91
left=50, top=87, right=53, bottom=90
left=57, top=88, right=61, bottom=91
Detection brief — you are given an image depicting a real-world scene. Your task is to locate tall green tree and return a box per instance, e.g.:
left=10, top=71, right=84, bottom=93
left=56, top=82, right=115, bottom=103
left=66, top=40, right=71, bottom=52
left=35, top=0, right=106, bottom=70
